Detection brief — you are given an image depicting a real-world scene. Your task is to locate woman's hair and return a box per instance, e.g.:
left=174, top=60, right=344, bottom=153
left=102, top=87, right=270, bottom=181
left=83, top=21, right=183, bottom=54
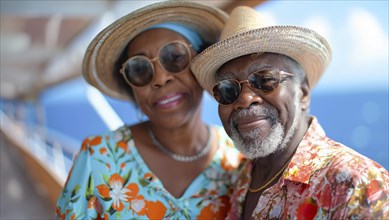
left=114, top=44, right=136, bottom=101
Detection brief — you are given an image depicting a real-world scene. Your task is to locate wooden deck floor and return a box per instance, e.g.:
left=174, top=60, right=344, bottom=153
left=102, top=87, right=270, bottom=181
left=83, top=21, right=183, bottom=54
left=1, top=136, right=54, bottom=219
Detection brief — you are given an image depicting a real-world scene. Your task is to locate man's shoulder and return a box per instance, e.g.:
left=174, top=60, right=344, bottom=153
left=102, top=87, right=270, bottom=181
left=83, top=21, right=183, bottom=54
left=310, top=138, right=388, bottom=186
left=307, top=117, right=385, bottom=171
left=324, top=138, right=385, bottom=170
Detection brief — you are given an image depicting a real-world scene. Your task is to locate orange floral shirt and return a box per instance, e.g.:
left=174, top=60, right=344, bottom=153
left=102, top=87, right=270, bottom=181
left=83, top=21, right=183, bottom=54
left=227, top=117, right=389, bottom=220
left=56, top=125, right=242, bottom=220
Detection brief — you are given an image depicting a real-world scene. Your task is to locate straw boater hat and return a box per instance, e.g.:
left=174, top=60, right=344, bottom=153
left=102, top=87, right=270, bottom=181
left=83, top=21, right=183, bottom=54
left=83, top=1, right=228, bottom=100
left=191, top=6, right=332, bottom=94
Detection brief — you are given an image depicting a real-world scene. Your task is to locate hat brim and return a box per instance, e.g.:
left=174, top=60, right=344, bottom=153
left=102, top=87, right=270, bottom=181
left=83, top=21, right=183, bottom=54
left=83, top=1, right=228, bottom=100
left=191, top=25, right=332, bottom=94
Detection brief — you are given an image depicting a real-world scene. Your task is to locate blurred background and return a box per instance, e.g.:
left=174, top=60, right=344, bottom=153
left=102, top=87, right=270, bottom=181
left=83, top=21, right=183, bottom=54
left=1, top=0, right=387, bottom=219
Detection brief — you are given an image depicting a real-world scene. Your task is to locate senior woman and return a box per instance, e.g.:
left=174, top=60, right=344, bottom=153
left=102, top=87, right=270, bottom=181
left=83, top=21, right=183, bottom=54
left=56, top=1, right=242, bottom=219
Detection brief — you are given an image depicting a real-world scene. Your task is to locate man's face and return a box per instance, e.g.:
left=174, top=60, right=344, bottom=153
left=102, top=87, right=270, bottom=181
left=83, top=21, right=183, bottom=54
left=216, top=53, right=306, bottom=159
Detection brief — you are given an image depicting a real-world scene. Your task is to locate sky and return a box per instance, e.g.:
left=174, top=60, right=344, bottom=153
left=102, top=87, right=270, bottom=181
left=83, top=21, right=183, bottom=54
left=255, top=0, right=388, bottom=94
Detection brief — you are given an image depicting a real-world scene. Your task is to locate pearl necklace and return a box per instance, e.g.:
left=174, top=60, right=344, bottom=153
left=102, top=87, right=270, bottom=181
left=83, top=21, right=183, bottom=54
left=148, top=125, right=212, bottom=162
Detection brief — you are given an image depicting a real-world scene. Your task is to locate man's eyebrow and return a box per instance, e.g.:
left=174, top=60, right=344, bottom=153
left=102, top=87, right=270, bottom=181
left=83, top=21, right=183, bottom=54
left=248, top=63, right=272, bottom=73
left=215, top=71, right=236, bottom=80
left=215, top=63, right=274, bottom=80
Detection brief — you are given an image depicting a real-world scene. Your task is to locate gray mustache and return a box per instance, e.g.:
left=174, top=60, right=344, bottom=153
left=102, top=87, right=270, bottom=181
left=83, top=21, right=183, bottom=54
left=230, top=105, right=279, bottom=127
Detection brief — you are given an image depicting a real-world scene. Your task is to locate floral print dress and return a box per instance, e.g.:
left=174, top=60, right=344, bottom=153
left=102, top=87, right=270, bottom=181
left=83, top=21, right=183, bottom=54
left=227, top=117, right=389, bottom=220
left=56, top=125, right=242, bottom=220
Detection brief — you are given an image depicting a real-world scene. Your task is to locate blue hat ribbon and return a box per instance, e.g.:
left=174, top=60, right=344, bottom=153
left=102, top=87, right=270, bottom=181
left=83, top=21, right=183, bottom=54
left=145, top=23, right=204, bottom=52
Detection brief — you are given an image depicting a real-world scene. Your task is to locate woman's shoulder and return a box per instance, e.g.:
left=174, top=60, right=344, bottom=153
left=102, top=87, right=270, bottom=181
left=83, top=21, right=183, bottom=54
left=80, top=125, right=133, bottom=154
left=210, top=124, right=244, bottom=169
left=211, top=124, right=234, bottom=149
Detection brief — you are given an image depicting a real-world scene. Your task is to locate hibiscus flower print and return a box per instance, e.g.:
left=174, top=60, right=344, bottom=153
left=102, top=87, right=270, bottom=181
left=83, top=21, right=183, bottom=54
left=81, top=136, right=102, bottom=155
left=197, top=195, right=230, bottom=219
left=96, top=173, right=138, bottom=211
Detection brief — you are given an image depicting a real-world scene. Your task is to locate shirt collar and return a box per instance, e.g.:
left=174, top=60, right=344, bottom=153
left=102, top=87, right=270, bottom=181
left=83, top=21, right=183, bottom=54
left=282, top=116, right=328, bottom=184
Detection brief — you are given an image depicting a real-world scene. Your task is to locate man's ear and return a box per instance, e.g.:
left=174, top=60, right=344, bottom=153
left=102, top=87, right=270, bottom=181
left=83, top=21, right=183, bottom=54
left=300, top=78, right=310, bottom=111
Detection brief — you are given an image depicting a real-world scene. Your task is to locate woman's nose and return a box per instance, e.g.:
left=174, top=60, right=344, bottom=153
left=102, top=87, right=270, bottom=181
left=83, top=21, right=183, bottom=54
left=151, top=61, right=174, bottom=88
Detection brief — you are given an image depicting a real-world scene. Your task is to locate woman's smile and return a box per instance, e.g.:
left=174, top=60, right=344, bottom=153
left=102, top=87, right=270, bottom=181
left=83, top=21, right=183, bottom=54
left=154, top=92, right=185, bottom=109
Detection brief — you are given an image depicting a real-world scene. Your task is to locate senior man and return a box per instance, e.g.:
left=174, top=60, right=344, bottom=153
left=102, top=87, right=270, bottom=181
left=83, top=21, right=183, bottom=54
left=191, top=6, right=388, bottom=220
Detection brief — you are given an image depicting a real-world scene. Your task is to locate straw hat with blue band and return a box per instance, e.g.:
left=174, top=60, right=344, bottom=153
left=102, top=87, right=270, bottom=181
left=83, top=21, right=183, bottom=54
left=83, top=0, right=228, bottom=100
left=191, top=6, right=332, bottom=95
left=146, top=23, right=204, bottom=53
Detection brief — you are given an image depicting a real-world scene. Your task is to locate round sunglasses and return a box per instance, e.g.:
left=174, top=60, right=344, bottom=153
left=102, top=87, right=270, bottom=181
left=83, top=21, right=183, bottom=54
left=212, top=69, right=294, bottom=105
left=120, top=41, right=192, bottom=87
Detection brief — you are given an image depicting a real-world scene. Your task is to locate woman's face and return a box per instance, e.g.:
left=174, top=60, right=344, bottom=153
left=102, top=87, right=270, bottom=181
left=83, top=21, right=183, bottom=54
left=125, top=28, right=204, bottom=128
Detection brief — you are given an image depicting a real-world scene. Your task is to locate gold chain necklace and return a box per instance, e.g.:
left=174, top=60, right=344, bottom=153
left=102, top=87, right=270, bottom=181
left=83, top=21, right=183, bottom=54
left=248, top=158, right=291, bottom=193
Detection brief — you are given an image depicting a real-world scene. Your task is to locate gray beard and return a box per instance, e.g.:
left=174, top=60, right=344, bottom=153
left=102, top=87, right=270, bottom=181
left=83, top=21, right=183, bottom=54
left=229, top=95, right=301, bottom=159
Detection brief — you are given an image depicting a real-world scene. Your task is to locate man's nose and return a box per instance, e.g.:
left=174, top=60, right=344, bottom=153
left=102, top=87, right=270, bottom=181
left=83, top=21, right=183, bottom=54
left=233, top=83, right=263, bottom=110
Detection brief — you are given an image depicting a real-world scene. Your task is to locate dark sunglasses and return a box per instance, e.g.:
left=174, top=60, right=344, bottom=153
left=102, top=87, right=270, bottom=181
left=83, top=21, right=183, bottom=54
left=212, top=69, right=294, bottom=105
left=120, top=41, right=192, bottom=87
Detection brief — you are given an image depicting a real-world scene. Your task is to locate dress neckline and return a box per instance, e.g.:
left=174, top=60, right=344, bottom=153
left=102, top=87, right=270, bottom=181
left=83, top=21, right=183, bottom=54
left=128, top=125, right=221, bottom=200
